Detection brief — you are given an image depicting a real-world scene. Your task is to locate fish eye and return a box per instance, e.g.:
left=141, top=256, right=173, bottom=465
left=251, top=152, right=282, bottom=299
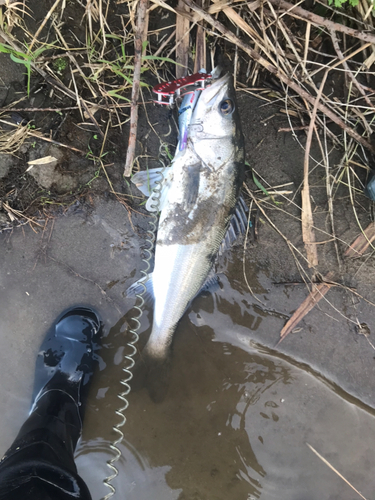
left=219, top=99, right=234, bottom=115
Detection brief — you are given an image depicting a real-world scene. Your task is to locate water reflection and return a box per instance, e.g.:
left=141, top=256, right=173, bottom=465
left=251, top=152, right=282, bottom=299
left=76, top=438, right=182, bottom=500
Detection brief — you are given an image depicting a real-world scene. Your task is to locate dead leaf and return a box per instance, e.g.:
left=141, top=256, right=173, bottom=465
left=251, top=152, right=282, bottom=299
left=26, top=156, right=58, bottom=172
left=277, top=271, right=335, bottom=345
left=83, top=104, right=100, bottom=120
left=301, top=186, right=318, bottom=268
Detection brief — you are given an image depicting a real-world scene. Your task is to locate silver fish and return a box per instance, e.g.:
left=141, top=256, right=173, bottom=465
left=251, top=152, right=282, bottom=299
left=131, top=73, right=246, bottom=397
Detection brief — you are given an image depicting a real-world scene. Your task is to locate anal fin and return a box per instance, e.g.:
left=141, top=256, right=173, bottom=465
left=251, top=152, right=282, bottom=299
left=219, top=194, right=249, bottom=255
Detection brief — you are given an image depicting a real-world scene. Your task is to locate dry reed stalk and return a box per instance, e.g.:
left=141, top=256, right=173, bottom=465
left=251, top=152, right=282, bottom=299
left=0, top=118, right=87, bottom=155
left=0, top=27, right=104, bottom=136
left=330, top=29, right=375, bottom=112
left=194, top=0, right=207, bottom=72
left=124, top=0, right=149, bottom=177
left=301, top=187, right=318, bottom=266
left=176, top=0, right=190, bottom=79
left=153, top=29, right=176, bottom=57
left=0, top=123, right=29, bottom=154
left=0, top=0, right=30, bottom=33
left=3, top=202, right=43, bottom=226
left=344, top=222, right=375, bottom=258
left=28, top=0, right=63, bottom=52
left=306, top=443, right=369, bottom=500
left=301, top=71, right=328, bottom=268
left=149, top=0, right=176, bottom=14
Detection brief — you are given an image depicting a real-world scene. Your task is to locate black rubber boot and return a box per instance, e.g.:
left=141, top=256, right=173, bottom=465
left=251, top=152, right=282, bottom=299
left=0, top=307, right=101, bottom=500
left=32, top=307, right=101, bottom=422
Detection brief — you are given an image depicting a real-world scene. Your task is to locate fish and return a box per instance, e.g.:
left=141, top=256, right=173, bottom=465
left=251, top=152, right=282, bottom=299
left=130, top=72, right=247, bottom=400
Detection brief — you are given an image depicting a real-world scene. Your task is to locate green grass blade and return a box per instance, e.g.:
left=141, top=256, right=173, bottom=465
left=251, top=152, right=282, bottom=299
left=251, top=171, right=270, bottom=196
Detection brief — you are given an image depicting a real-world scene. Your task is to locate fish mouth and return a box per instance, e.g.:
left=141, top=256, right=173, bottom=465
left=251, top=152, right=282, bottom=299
left=210, top=72, right=231, bottom=88
left=199, top=73, right=232, bottom=106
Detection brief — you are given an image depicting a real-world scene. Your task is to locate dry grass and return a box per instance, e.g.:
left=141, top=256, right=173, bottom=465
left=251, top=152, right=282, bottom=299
left=0, top=0, right=373, bottom=167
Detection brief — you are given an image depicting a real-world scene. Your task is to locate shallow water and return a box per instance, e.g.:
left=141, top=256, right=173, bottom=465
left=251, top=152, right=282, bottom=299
left=1, top=201, right=375, bottom=499
left=75, top=273, right=375, bottom=500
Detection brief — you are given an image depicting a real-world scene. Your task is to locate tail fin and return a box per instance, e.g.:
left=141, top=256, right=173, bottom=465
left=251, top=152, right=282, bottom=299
left=131, top=349, right=172, bottom=403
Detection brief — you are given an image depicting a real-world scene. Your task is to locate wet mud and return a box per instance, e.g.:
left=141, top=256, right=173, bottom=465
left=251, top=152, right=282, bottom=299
left=1, top=190, right=375, bottom=499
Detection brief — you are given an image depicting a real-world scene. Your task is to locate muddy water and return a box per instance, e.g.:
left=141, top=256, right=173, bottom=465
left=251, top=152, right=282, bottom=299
left=74, top=270, right=375, bottom=500
left=1, top=201, right=375, bottom=499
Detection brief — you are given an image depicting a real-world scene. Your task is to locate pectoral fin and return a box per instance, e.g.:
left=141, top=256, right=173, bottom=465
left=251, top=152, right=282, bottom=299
left=131, top=167, right=173, bottom=212
left=126, top=274, right=155, bottom=307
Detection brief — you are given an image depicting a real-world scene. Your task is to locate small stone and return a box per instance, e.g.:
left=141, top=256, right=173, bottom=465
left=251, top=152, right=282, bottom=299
left=0, top=212, right=8, bottom=224
left=27, top=161, right=59, bottom=189
left=0, top=154, right=14, bottom=179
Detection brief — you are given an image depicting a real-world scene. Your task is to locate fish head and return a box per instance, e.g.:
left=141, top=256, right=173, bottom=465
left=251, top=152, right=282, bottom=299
left=188, top=73, right=244, bottom=169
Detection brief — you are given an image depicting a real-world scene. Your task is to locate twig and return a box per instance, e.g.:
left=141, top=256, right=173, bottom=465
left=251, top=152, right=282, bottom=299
left=181, top=0, right=375, bottom=153
left=306, top=443, right=369, bottom=500
left=26, top=132, right=87, bottom=154
left=124, top=0, right=149, bottom=177
left=278, top=125, right=309, bottom=132
left=0, top=106, right=80, bottom=112
left=45, top=253, right=119, bottom=308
